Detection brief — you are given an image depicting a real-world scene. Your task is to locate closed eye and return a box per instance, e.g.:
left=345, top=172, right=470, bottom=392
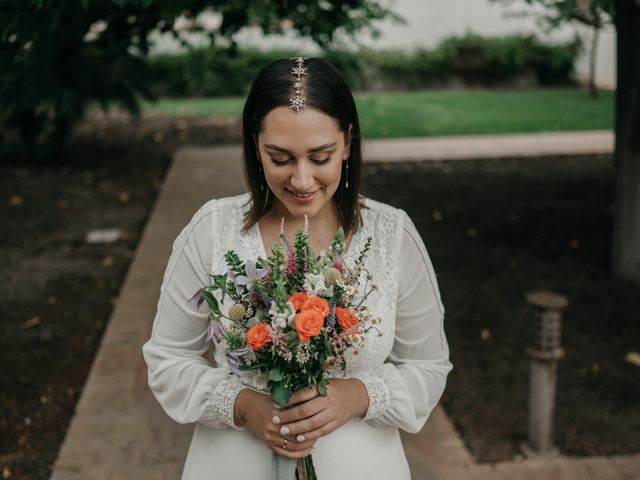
left=269, top=155, right=332, bottom=166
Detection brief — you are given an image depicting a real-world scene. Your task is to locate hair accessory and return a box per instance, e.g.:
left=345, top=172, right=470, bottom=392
left=289, top=57, right=308, bottom=111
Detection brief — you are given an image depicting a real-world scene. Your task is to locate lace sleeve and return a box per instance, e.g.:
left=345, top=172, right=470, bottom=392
left=142, top=199, right=249, bottom=430
left=362, top=209, right=453, bottom=432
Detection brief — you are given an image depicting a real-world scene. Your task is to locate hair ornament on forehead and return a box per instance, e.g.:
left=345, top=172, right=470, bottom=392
left=289, top=57, right=308, bottom=111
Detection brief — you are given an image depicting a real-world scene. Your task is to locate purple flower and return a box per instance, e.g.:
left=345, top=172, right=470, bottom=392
left=233, top=260, right=269, bottom=292
left=189, top=287, right=205, bottom=308
left=226, top=346, right=250, bottom=377
left=206, top=319, right=223, bottom=343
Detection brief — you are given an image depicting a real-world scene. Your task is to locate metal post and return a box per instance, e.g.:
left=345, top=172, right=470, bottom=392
left=522, top=290, right=568, bottom=457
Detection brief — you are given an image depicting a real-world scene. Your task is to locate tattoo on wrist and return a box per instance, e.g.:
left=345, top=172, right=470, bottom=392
left=238, top=411, right=248, bottom=426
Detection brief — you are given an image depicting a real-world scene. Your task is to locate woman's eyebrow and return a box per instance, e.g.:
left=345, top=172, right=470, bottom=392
left=264, top=142, right=337, bottom=153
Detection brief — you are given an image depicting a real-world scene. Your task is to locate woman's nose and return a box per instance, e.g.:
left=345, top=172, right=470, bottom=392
left=290, top=161, right=314, bottom=191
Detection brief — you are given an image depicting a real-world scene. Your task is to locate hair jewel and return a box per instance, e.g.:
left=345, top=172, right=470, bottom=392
left=289, top=57, right=308, bottom=111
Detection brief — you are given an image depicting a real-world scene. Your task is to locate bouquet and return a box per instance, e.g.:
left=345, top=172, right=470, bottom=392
left=190, top=216, right=381, bottom=480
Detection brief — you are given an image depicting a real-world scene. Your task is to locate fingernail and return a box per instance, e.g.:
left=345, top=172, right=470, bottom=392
left=272, top=416, right=281, bottom=425
left=280, top=426, right=290, bottom=435
left=273, top=403, right=282, bottom=409
left=297, top=435, right=305, bottom=442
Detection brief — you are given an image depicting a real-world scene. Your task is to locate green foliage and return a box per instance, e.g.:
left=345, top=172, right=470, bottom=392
left=330, top=227, right=345, bottom=257
left=224, top=250, right=246, bottom=276
left=149, top=47, right=298, bottom=97
left=0, top=0, right=394, bottom=153
left=492, top=0, right=613, bottom=30
left=147, top=33, right=581, bottom=97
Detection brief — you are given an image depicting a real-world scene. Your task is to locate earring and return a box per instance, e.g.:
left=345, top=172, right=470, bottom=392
left=345, top=160, right=349, bottom=189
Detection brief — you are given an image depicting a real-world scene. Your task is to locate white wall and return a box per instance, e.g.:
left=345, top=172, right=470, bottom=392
left=150, top=0, right=616, bottom=89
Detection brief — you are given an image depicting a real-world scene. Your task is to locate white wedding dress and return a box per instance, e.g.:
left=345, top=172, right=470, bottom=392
left=142, top=192, right=453, bottom=480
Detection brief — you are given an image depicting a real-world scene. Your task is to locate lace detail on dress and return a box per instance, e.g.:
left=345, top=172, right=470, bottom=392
left=353, top=373, right=390, bottom=421
left=342, top=199, right=400, bottom=375
left=209, top=194, right=404, bottom=421
left=211, top=379, right=248, bottom=430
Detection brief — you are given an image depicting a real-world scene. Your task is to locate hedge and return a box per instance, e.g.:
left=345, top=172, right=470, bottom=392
left=148, top=33, right=581, bottom=97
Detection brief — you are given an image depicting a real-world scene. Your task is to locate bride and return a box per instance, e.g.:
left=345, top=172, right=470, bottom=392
left=142, top=57, right=453, bottom=479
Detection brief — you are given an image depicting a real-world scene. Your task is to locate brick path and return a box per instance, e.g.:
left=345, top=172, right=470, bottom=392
left=50, top=131, right=640, bottom=479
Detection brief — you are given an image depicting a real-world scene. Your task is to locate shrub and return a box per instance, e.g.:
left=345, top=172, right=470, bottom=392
left=147, top=32, right=580, bottom=97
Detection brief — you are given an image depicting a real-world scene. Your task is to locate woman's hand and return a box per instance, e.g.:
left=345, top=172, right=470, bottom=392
left=234, top=389, right=317, bottom=459
left=271, top=378, right=369, bottom=443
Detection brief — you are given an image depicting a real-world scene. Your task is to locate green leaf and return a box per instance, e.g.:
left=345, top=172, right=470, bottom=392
left=268, top=367, right=284, bottom=382
left=202, top=291, right=221, bottom=316
left=317, top=378, right=328, bottom=396
left=271, top=381, right=292, bottom=407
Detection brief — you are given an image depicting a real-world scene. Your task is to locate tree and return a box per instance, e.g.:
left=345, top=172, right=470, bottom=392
left=0, top=0, right=396, bottom=153
left=611, top=0, right=640, bottom=283
left=495, top=0, right=613, bottom=97
left=497, top=0, right=640, bottom=284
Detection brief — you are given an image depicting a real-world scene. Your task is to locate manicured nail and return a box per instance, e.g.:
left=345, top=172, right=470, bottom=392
left=280, top=426, right=290, bottom=435
left=296, top=435, right=305, bottom=442
left=272, top=416, right=281, bottom=425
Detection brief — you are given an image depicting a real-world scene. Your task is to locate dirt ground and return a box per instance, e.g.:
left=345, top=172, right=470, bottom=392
left=364, top=156, right=640, bottom=462
left=0, top=113, right=241, bottom=479
left=1, top=114, right=638, bottom=478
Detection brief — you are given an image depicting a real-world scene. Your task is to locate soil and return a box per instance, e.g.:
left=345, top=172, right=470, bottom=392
left=0, top=113, right=241, bottom=480
left=1, top=114, right=638, bottom=478
left=363, top=156, right=640, bottom=463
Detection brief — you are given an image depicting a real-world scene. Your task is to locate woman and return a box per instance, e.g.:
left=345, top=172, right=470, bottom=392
left=142, top=57, right=453, bottom=479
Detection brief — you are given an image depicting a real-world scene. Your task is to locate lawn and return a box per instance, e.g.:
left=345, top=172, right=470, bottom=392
left=140, top=88, right=614, bottom=138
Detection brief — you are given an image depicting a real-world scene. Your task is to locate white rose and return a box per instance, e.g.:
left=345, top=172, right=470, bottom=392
left=273, top=315, right=287, bottom=330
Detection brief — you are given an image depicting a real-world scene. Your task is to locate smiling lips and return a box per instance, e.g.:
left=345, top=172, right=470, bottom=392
left=286, top=189, right=318, bottom=203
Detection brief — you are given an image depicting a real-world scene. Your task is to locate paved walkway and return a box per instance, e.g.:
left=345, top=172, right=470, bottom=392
left=50, top=131, right=638, bottom=480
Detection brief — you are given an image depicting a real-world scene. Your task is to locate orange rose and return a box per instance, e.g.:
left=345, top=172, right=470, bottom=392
left=246, top=322, right=271, bottom=350
left=335, top=307, right=358, bottom=333
left=302, top=296, right=330, bottom=318
left=289, top=291, right=309, bottom=312
left=294, top=310, right=324, bottom=342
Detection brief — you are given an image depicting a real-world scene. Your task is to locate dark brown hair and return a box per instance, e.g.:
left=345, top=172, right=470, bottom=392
left=241, top=57, right=363, bottom=236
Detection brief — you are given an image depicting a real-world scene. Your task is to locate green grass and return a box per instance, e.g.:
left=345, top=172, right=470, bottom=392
left=141, top=88, right=614, bottom=138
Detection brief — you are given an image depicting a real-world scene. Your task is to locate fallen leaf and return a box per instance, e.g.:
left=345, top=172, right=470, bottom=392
left=625, top=351, right=640, bottom=367
left=21, top=316, right=41, bottom=330
left=40, top=395, right=49, bottom=405
left=9, top=195, right=22, bottom=206
left=481, top=329, right=490, bottom=340
left=102, top=256, right=114, bottom=267
left=432, top=210, right=443, bottom=222
left=153, top=131, right=164, bottom=143
left=46, top=296, right=57, bottom=305
left=3, top=466, right=11, bottom=478
left=118, top=191, right=130, bottom=203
